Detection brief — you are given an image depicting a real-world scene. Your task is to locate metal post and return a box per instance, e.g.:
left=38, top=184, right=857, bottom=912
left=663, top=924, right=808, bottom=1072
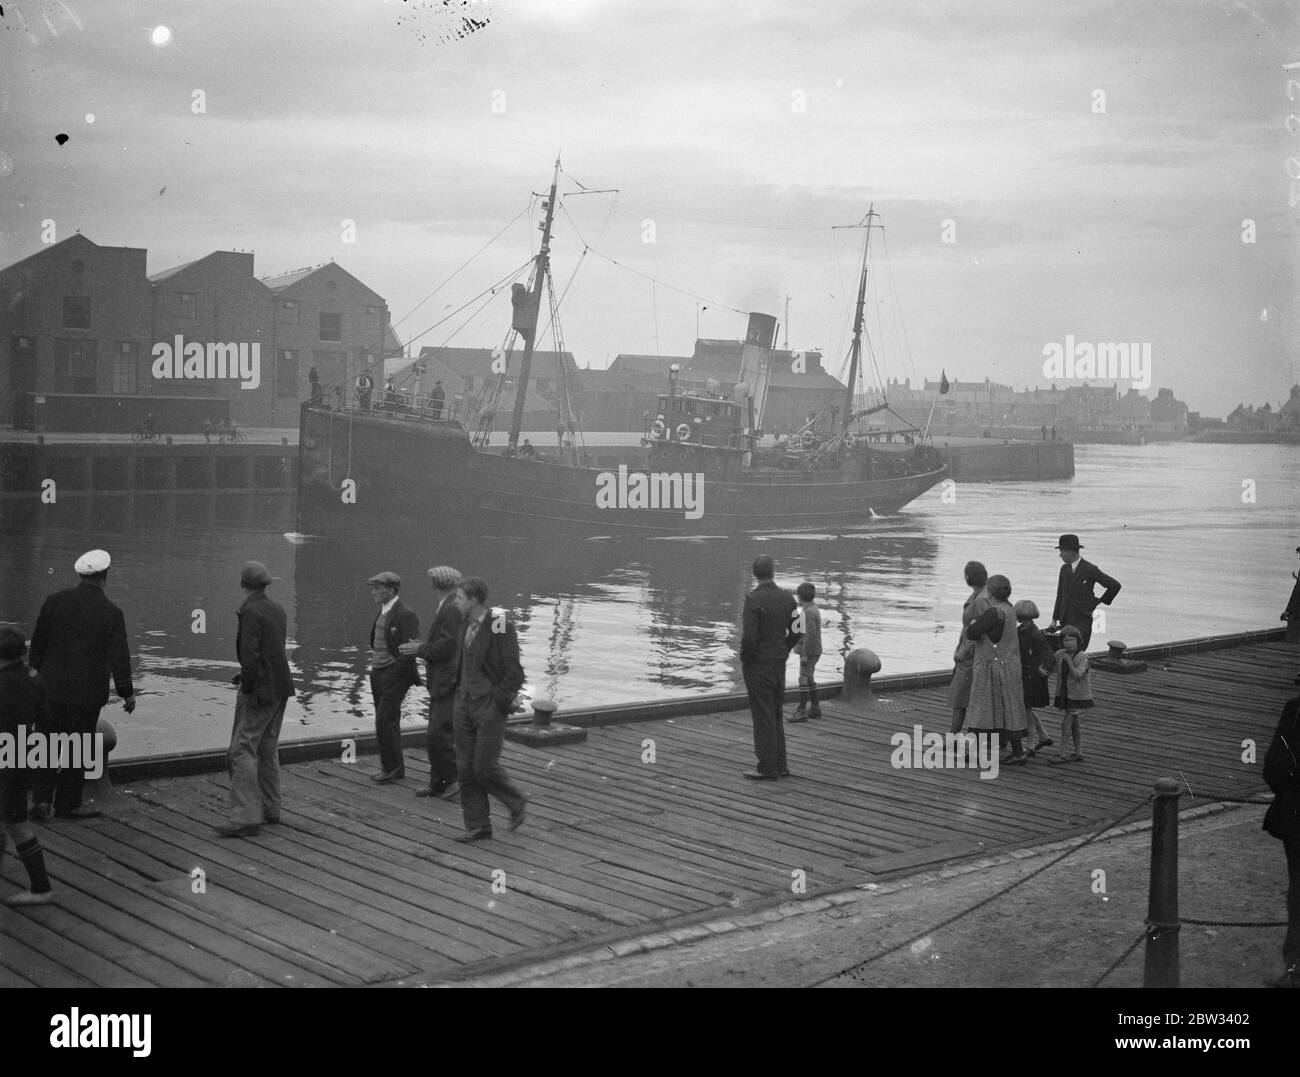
left=1144, top=777, right=1181, bottom=988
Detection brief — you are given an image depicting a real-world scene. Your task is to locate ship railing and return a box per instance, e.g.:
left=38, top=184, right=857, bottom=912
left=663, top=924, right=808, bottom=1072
left=311, top=385, right=462, bottom=424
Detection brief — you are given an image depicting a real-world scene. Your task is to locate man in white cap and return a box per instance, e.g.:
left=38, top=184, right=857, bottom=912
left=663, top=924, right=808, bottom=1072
left=29, top=549, right=135, bottom=820
left=216, top=561, right=296, bottom=838
left=398, top=565, right=463, bottom=799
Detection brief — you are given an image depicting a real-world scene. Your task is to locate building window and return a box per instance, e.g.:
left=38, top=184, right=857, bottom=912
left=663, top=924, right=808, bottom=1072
left=277, top=349, right=299, bottom=398
left=55, top=339, right=98, bottom=394
left=362, top=306, right=382, bottom=330
left=112, top=342, right=139, bottom=394
left=62, top=296, right=91, bottom=329
left=175, top=292, right=197, bottom=319
left=277, top=300, right=300, bottom=325
left=320, top=312, right=342, bottom=341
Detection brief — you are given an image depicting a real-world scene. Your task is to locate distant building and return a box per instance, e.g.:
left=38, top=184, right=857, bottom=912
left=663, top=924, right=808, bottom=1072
left=0, top=236, right=395, bottom=430
left=1149, top=387, right=1189, bottom=434
left=407, top=346, right=587, bottom=429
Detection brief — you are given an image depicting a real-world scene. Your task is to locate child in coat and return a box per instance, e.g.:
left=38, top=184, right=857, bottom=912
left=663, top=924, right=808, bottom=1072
left=1048, top=624, right=1093, bottom=764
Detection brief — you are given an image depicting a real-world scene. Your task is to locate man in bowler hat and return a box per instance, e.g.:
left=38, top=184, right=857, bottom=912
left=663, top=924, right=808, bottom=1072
left=218, top=561, right=295, bottom=838
left=366, top=572, right=421, bottom=783
left=1049, top=534, right=1121, bottom=650
left=398, top=565, right=463, bottom=799
left=29, top=549, right=135, bottom=820
left=740, top=555, right=801, bottom=780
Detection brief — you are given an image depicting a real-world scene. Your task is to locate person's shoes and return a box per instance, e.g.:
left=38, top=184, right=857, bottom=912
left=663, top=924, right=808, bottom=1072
left=741, top=771, right=779, bottom=781
left=454, top=827, right=493, bottom=843
left=1038, top=738, right=1054, bottom=749
left=438, top=781, right=460, bottom=800
left=807, top=707, right=822, bottom=720
left=779, top=770, right=792, bottom=778
left=4, top=890, right=54, bottom=907
left=371, top=768, right=406, bottom=784
left=263, top=816, right=282, bottom=825
left=508, top=802, right=527, bottom=832
left=29, top=802, right=52, bottom=822
left=787, top=713, right=808, bottom=724
left=1006, top=751, right=1029, bottom=766
left=54, top=806, right=101, bottom=820
left=417, top=778, right=458, bottom=798
left=415, top=786, right=438, bottom=797
left=1047, top=753, right=1080, bottom=766
left=214, top=822, right=262, bottom=838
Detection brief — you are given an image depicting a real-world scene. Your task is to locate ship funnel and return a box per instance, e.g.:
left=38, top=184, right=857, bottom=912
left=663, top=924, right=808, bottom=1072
left=745, top=312, right=778, bottom=350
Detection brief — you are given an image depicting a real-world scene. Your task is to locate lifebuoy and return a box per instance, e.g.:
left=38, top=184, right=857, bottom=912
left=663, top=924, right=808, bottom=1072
left=651, top=419, right=666, bottom=438
left=676, top=423, right=692, bottom=441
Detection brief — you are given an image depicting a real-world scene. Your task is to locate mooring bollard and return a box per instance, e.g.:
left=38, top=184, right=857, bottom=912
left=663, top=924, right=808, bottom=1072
left=531, top=697, right=557, bottom=728
left=842, top=648, right=881, bottom=706
left=1092, top=639, right=1148, bottom=674
left=1144, top=777, right=1181, bottom=988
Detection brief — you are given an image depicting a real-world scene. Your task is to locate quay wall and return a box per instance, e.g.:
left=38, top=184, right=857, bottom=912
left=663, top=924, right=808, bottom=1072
left=0, top=439, right=295, bottom=494
left=936, top=438, right=1074, bottom=481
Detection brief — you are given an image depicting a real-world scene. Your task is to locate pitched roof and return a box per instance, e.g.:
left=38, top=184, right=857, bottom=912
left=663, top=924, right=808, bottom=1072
left=417, top=346, right=578, bottom=379
left=260, top=264, right=329, bottom=291
left=147, top=257, right=203, bottom=283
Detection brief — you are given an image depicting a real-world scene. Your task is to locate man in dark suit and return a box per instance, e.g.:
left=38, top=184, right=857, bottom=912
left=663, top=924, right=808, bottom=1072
left=399, top=565, right=463, bottom=799
left=1263, top=695, right=1300, bottom=987
left=1048, top=533, right=1121, bottom=650
left=449, top=577, right=526, bottom=843
left=366, top=571, right=421, bottom=783
left=29, top=549, right=135, bottom=820
left=740, top=555, right=800, bottom=780
left=217, top=561, right=296, bottom=838
left=429, top=380, right=445, bottom=420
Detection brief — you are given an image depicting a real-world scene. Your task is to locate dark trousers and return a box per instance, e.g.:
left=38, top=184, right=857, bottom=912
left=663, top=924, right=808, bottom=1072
left=453, top=693, right=525, bottom=832
left=31, top=699, right=100, bottom=811
left=370, top=667, right=411, bottom=774
left=227, top=693, right=287, bottom=826
left=743, top=661, right=788, bottom=776
left=1065, top=615, right=1094, bottom=650
left=1285, top=833, right=1300, bottom=968
left=426, top=691, right=457, bottom=784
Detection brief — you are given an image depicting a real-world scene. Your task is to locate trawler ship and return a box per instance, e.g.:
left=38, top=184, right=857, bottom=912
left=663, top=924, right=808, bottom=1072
left=296, top=161, right=945, bottom=534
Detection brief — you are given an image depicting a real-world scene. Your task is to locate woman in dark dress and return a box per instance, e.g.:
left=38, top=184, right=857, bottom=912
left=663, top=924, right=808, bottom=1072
left=1014, top=599, right=1054, bottom=754
left=965, top=575, right=1029, bottom=764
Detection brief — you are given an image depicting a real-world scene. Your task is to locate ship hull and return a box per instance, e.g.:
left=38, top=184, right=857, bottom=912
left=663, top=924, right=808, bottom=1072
left=297, top=405, right=946, bottom=534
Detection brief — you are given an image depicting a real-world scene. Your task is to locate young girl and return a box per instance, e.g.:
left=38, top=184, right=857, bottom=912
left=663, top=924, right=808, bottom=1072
left=1048, top=624, right=1093, bottom=764
left=1013, top=600, right=1054, bottom=755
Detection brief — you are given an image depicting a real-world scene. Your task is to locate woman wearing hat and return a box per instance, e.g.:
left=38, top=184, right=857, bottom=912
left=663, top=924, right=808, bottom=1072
left=964, top=575, right=1030, bottom=764
left=1014, top=599, right=1055, bottom=755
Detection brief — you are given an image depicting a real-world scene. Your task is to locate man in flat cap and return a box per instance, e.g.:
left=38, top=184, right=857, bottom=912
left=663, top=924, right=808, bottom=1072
left=739, top=555, right=801, bottom=780
left=399, top=566, right=463, bottom=799
left=29, top=550, right=135, bottom=820
left=366, top=571, right=421, bottom=783
left=217, top=562, right=296, bottom=838
left=1048, top=534, right=1121, bottom=651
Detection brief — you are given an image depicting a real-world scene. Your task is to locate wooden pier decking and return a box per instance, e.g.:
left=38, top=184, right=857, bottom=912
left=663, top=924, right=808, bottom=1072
left=0, top=631, right=1294, bottom=987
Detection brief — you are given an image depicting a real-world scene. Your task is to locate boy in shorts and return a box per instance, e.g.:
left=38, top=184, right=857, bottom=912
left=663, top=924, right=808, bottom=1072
left=789, top=583, right=823, bottom=722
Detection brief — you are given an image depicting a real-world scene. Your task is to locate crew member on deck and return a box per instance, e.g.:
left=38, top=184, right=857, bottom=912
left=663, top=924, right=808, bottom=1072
left=365, top=572, right=421, bottom=784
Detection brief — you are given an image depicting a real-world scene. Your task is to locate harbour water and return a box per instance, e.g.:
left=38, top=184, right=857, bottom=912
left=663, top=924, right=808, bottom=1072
left=0, top=442, right=1295, bottom=760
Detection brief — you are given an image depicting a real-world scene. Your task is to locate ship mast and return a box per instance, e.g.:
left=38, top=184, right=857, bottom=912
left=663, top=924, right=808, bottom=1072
left=841, top=204, right=875, bottom=432
left=507, top=156, right=561, bottom=453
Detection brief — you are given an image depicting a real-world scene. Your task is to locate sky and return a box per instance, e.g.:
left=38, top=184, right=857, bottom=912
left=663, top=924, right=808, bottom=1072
left=0, top=0, right=1296, bottom=416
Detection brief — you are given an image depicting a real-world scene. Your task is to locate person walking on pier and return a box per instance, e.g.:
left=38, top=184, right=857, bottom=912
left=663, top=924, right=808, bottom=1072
left=965, top=575, right=1029, bottom=764
left=217, top=562, right=295, bottom=838
left=29, top=549, right=135, bottom=821
left=1013, top=599, right=1054, bottom=755
left=1048, top=533, right=1120, bottom=650
left=1262, top=694, right=1300, bottom=988
left=429, top=380, right=445, bottom=420
left=0, top=628, right=54, bottom=906
left=1047, top=625, right=1093, bottom=764
left=948, top=561, right=992, bottom=734
left=788, top=582, right=822, bottom=723
left=449, top=577, right=527, bottom=842
left=355, top=370, right=375, bottom=411
left=366, top=572, right=422, bottom=784
left=740, top=556, right=800, bottom=779
left=398, top=565, right=463, bottom=800
left=1281, top=545, right=1300, bottom=646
